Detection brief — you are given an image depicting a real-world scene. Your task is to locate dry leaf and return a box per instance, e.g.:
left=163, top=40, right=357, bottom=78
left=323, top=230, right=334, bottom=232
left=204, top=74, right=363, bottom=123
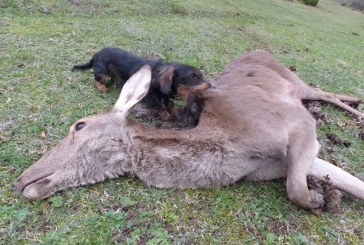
left=40, top=131, right=47, bottom=140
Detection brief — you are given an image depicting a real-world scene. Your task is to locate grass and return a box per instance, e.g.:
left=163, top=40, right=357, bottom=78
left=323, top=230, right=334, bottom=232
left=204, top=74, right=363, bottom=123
left=1, top=0, right=364, bottom=243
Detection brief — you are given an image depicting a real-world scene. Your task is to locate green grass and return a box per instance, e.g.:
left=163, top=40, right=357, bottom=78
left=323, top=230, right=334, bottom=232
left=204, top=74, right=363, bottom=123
left=1, top=0, right=364, bottom=243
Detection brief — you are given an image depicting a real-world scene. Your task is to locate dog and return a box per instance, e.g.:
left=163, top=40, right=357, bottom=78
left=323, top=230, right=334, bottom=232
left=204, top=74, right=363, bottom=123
left=72, top=47, right=208, bottom=111
left=173, top=83, right=211, bottom=129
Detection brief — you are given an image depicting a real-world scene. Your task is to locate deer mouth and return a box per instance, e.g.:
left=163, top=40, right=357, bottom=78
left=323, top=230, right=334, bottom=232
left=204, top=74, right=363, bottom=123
left=15, top=172, right=55, bottom=200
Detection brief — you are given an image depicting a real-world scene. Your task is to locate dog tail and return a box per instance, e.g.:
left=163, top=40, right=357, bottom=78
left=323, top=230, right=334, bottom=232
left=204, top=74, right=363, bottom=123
left=72, top=58, right=93, bottom=71
left=309, top=158, right=364, bottom=200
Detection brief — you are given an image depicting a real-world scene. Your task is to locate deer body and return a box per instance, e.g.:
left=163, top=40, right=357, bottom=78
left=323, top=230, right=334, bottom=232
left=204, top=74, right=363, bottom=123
left=15, top=50, right=364, bottom=210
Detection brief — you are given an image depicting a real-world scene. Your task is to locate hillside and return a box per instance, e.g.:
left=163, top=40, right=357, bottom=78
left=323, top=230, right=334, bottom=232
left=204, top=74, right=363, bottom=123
left=1, top=0, right=363, bottom=243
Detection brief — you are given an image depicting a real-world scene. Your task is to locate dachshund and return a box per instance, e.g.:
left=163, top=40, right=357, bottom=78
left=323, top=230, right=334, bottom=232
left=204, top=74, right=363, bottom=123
left=173, top=82, right=211, bottom=129
left=72, top=47, right=208, bottom=111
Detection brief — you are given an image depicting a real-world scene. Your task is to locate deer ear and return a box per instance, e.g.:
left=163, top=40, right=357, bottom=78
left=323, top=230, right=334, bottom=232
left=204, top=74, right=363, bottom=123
left=158, top=66, right=175, bottom=95
left=113, top=65, right=151, bottom=118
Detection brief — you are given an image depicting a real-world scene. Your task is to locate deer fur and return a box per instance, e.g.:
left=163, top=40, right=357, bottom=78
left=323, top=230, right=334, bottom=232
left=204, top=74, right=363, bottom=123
left=15, top=50, right=364, bottom=210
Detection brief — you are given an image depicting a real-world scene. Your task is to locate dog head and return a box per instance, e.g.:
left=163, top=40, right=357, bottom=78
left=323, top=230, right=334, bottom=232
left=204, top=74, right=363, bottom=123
left=156, top=63, right=208, bottom=95
left=177, top=82, right=211, bottom=104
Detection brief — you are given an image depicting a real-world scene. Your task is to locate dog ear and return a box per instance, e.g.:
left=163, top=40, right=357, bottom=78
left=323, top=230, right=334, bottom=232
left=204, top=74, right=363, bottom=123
left=158, top=66, right=175, bottom=95
left=177, top=83, right=211, bottom=104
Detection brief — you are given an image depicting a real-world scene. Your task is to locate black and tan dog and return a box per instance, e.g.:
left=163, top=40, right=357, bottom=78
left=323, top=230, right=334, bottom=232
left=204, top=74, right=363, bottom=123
left=173, top=82, right=211, bottom=129
left=72, top=47, right=208, bottom=111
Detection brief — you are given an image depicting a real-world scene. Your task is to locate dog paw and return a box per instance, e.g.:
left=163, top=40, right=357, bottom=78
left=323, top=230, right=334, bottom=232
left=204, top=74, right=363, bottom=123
left=95, top=82, right=108, bottom=93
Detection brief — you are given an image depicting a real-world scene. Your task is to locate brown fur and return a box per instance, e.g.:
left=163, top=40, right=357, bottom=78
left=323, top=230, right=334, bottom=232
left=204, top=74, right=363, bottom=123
left=15, top=51, right=364, bottom=211
left=173, top=83, right=211, bottom=129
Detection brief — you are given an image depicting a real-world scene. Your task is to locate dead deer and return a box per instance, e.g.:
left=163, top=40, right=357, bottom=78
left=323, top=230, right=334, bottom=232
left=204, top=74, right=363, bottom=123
left=15, top=50, right=364, bottom=210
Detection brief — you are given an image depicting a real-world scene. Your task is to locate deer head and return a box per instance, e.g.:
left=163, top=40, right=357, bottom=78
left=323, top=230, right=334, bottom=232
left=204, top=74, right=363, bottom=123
left=15, top=65, right=152, bottom=200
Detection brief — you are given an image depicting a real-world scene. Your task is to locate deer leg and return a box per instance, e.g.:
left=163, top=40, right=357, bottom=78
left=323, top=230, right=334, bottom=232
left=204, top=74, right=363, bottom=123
left=319, top=95, right=363, bottom=119
left=310, top=89, right=364, bottom=119
left=286, top=124, right=324, bottom=209
left=326, top=92, right=362, bottom=105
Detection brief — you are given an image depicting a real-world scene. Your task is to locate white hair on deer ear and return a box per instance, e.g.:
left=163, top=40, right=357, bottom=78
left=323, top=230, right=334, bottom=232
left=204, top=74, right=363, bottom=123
left=113, top=65, right=152, bottom=119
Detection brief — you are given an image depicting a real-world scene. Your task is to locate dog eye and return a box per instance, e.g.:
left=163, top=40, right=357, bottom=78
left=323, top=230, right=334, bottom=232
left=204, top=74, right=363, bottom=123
left=189, top=74, right=196, bottom=78
left=75, top=122, right=86, bottom=131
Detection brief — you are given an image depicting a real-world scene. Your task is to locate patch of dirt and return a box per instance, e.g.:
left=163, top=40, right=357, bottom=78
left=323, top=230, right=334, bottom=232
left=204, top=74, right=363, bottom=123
left=99, top=203, right=122, bottom=214
left=266, top=217, right=288, bottom=235
left=337, top=119, right=358, bottom=129
left=326, top=133, right=352, bottom=147
left=307, top=176, right=342, bottom=214
left=0, top=121, right=15, bottom=143
left=305, top=101, right=330, bottom=126
left=126, top=209, right=140, bottom=219
left=39, top=7, right=50, bottom=14
left=0, top=135, right=8, bottom=143
left=112, top=227, right=134, bottom=243
left=242, top=222, right=258, bottom=235
left=0, top=121, right=14, bottom=132
left=143, top=52, right=164, bottom=60
left=288, top=65, right=296, bottom=72
left=69, top=0, right=81, bottom=4
left=319, top=146, right=334, bottom=157
left=358, top=131, right=364, bottom=140
left=282, top=49, right=291, bottom=55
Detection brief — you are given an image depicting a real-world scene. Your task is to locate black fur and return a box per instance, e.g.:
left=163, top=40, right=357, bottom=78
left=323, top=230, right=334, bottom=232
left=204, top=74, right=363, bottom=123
left=72, top=47, right=207, bottom=110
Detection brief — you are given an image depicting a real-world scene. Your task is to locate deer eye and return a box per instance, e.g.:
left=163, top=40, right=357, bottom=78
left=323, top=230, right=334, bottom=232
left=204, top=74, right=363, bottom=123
left=75, top=122, right=86, bottom=131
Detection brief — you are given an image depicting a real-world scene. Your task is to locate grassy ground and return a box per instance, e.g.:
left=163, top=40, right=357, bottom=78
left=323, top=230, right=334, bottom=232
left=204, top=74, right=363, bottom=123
left=1, top=0, right=363, bottom=243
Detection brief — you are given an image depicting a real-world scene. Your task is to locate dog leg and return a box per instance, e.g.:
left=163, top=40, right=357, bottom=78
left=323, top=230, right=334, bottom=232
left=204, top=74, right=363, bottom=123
left=93, top=65, right=109, bottom=93
left=95, top=81, right=108, bottom=93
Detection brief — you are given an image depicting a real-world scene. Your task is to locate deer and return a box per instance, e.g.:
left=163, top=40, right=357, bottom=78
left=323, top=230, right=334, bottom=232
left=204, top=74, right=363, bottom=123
left=15, top=50, right=364, bottom=210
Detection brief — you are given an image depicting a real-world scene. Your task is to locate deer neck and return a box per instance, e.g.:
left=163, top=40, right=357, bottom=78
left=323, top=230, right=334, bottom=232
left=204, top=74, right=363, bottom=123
left=120, top=121, right=237, bottom=189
